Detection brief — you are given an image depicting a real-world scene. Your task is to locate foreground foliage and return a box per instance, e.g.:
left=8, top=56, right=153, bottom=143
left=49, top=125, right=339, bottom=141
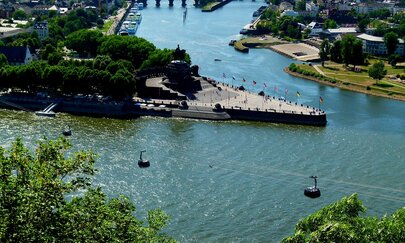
left=0, top=138, right=174, bottom=242
left=283, top=194, right=405, bottom=242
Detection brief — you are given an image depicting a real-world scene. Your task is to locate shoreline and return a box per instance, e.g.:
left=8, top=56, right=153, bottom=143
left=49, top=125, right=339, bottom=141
left=284, top=67, right=405, bottom=102
left=235, top=36, right=319, bottom=61
left=0, top=79, right=327, bottom=126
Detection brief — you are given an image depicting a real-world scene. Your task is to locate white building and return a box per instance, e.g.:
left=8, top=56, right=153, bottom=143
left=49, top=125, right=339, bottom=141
left=307, top=22, right=323, bottom=37
left=306, top=2, right=319, bottom=12
left=323, top=27, right=358, bottom=40
left=357, top=33, right=404, bottom=56
left=281, top=9, right=299, bottom=17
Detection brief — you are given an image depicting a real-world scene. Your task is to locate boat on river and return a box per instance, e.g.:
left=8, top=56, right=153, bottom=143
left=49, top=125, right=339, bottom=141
left=118, top=10, right=141, bottom=36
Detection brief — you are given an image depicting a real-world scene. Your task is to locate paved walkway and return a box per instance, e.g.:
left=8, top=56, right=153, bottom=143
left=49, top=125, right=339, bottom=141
left=271, top=43, right=320, bottom=62
left=140, top=77, right=323, bottom=115
left=106, top=6, right=129, bottom=35
left=313, top=65, right=325, bottom=76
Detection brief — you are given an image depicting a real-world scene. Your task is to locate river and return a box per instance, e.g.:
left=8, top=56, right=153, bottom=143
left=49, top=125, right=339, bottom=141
left=1, top=1, right=405, bottom=242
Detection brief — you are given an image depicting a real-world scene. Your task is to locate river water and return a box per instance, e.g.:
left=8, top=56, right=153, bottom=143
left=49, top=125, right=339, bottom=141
left=1, top=1, right=405, bottom=242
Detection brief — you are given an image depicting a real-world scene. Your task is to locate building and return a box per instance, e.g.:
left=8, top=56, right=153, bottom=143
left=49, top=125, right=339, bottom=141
left=307, top=22, right=323, bottom=37
left=279, top=1, right=293, bottom=11
left=357, top=33, right=404, bottom=56
left=31, top=4, right=54, bottom=15
left=0, top=46, right=33, bottom=65
left=305, top=2, right=319, bottom=17
left=281, top=9, right=299, bottom=17
left=33, top=21, right=48, bottom=40
left=321, top=27, right=358, bottom=40
left=0, top=2, right=14, bottom=18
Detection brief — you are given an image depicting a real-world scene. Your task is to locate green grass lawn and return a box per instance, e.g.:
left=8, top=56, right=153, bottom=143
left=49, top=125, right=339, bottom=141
left=202, top=2, right=219, bottom=11
left=100, top=19, right=113, bottom=33
left=294, top=60, right=405, bottom=99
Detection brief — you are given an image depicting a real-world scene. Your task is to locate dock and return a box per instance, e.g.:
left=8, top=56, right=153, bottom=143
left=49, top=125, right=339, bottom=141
left=135, top=75, right=326, bottom=126
left=0, top=60, right=326, bottom=126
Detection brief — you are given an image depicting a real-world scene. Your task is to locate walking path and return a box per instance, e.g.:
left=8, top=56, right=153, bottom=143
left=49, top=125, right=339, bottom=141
left=142, top=77, right=323, bottom=115
left=106, top=6, right=129, bottom=35
left=313, top=65, right=325, bottom=76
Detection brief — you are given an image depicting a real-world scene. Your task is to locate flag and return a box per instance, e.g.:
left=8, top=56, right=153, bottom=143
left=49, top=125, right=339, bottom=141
left=242, top=77, right=246, bottom=82
left=222, top=73, right=226, bottom=78
left=320, top=96, right=324, bottom=104
left=264, top=82, right=267, bottom=88
left=253, top=80, right=257, bottom=86
left=296, top=91, right=301, bottom=97
left=232, top=76, right=236, bottom=80
left=285, top=89, right=288, bottom=95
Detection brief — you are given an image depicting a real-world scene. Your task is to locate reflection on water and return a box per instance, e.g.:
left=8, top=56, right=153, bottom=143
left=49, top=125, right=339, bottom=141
left=1, top=1, right=405, bottom=241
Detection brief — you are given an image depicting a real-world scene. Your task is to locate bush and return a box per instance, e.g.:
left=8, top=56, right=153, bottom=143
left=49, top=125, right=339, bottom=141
left=375, top=82, right=394, bottom=88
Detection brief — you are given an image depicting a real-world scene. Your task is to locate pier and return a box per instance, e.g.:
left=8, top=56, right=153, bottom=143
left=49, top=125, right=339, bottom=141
left=0, top=58, right=326, bottom=126
left=136, top=75, right=326, bottom=126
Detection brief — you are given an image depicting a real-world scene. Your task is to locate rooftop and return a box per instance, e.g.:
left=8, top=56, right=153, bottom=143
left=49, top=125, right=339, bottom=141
left=357, top=33, right=404, bottom=44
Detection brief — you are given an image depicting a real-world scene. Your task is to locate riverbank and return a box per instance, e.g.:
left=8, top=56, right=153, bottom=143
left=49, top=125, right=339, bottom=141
left=0, top=73, right=327, bottom=126
left=284, top=67, right=405, bottom=102
left=234, top=36, right=319, bottom=61
left=202, top=0, right=233, bottom=12
left=234, top=35, right=286, bottom=48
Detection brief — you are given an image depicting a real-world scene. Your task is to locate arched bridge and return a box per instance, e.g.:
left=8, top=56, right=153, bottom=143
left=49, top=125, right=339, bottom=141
left=134, top=0, right=201, bottom=7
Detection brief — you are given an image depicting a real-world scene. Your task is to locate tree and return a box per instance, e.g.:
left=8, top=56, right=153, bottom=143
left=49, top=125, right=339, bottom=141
left=342, top=35, right=364, bottom=67
left=319, top=39, right=330, bottom=67
left=0, top=54, right=8, bottom=67
left=141, top=48, right=176, bottom=69
left=388, top=54, right=401, bottom=67
left=330, top=40, right=343, bottom=63
left=0, top=138, right=174, bottom=242
left=12, top=9, right=28, bottom=20
left=283, top=194, right=405, bottom=242
left=41, top=44, right=57, bottom=60
left=47, top=51, right=63, bottom=65
left=358, top=18, right=370, bottom=33
left=384, top=32, right=399, bottom=56
left=352, top=40, right=364, bottom=68
left=368, top=61, right=387, bottom=83
left=98, top=36, right=156, bottom=68
left=323, top=19, right=337, bottom=30
left=296, top=0, right=306, bottom=11
left=65, top=30, right=103, bottom=57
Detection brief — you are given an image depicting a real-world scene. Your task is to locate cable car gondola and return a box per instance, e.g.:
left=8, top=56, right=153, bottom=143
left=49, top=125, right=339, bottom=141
left=138, top=150, right=150, bottom=168
left=304, top=176, right=321, bottom=198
